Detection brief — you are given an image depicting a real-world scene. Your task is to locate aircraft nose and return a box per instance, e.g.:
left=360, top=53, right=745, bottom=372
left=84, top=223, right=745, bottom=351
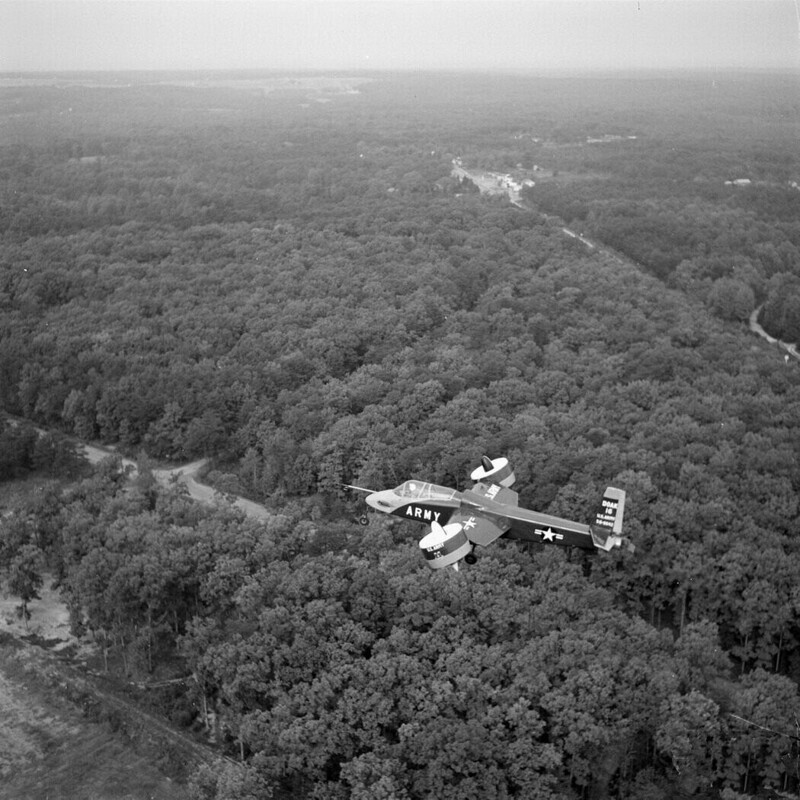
left=365, top=489, right=397, bottom=512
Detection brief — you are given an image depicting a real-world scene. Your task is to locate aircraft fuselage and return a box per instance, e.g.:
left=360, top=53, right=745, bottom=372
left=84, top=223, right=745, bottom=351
left=366, top=480, right=597, bottom=549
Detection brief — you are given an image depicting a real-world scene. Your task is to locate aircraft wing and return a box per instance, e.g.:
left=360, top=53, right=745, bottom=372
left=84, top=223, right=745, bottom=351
left=451, top=508, right=511, bottom=548
left=471, top=482, right=519, bottom=507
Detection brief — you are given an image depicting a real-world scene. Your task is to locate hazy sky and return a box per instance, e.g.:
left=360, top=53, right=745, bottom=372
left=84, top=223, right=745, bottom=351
left=2, top=0, right=798, bottom=73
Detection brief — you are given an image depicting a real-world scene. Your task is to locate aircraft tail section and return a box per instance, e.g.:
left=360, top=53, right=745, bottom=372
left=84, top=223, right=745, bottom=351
left=590, top=487, right=629, bottom=552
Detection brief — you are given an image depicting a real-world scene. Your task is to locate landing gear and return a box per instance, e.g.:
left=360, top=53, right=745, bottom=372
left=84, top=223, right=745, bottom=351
left=464, top=552, right=477, bottom=566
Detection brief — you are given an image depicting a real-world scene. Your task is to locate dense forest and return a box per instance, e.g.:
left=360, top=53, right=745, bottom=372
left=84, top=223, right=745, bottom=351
left=1, top=70, right=800, bottom=799
left=516, top=73, right=800, bottom=339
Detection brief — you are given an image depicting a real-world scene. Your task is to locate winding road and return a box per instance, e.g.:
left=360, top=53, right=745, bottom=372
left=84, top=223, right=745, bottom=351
left=749, top=306, right=800, bottom=362
left=79, top=443, right=272, bottom=521
left=5, top=417, right=271, bottom=521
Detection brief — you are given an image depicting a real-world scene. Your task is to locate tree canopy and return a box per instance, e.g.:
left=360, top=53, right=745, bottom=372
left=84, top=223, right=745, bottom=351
left=1, top=71, right=799, bottom=799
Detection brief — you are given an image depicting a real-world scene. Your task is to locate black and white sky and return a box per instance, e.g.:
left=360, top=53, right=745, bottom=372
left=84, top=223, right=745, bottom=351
left=2, top=0, right=798, bottom=73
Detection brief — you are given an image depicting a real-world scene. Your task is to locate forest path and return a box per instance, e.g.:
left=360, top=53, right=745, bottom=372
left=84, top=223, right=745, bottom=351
left=749, top=306, right=800, bottom=362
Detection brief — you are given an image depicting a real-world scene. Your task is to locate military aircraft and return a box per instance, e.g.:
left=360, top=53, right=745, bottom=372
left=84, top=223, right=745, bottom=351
left=348, top=456, right=629, bottom=570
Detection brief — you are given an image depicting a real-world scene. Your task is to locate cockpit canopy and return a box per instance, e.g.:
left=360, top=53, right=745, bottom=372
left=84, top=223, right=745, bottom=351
left=393, top=481, right=458, bottom=502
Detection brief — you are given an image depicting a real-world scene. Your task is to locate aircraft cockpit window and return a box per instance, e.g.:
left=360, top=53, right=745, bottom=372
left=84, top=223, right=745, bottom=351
left=395, top=481, right=457, bottom=501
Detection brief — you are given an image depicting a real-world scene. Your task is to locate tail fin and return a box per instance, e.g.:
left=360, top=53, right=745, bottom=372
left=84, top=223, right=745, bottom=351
left=590, top=487, right=627, bottom=552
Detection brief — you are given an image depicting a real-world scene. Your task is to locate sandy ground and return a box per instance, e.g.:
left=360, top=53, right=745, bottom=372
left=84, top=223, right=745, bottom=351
left=0, top=578, right=77, bottom=649
left=0, top=582, right=190, bottom=800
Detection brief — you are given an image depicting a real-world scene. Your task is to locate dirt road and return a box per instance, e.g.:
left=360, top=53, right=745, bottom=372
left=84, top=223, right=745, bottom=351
left=560, top=226, right=596, bottom=250
left=452, top=165, right=600, bottom=251
left=749, top=306, right=800, bottom=362
left=152, top=460, right=273, bottom=522
left=80, top=443, right=272, bottom=521
left=457, top=165, right=640, bottom=270
left=80, top=441, right=138, bottom=472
